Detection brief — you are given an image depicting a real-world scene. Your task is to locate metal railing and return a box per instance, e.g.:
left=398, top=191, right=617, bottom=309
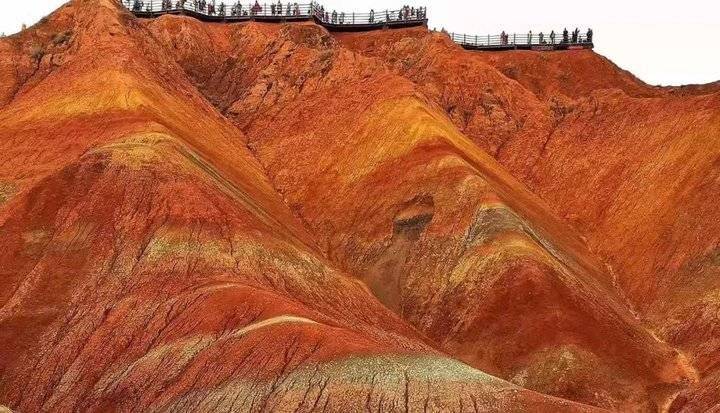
left=121, top=0, right=591, bottom=50
left=451, top=30, right=593, bottom=48
left=124, top=0, right=314, bottom=17
left=313, top=6, right=426, bottom=25
left=122, top=0, right=427, bottom=25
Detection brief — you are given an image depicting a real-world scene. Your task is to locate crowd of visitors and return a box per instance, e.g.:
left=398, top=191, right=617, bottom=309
left=191, top=1, right=303, bottom=16
left=131, top=0, right=145, bottom=11
left=128, top=1, right=597, bottom=54
left=133, top=0, right=304, bottom=16
left=494, top=27, right=593, bottom=46
left=128, top=0, right=595, bottom=51
left=130, top=1, right=427, bottom=25
left=398, top=5, right=425, bottom=21
left=305, top=3, right=426, bottom=24
left=526, top=27, right=593, bottom=45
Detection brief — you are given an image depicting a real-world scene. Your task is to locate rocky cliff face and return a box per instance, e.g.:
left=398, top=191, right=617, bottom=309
left=0, top=1, right=718, bottom=412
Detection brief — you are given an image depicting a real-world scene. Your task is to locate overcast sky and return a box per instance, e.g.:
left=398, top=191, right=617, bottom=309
left=1, top=0, right=718, bottom=86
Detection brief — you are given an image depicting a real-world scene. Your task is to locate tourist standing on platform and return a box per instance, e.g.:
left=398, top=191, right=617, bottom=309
left=550, top=30, right=556, bottom=44
left=369, top=9, right=375, bottom=23
left=563, top=28, right=569, bottom=43
left=587, top=28, right=593, bottom=43
left=251, top=1, right=261, bottom=15
left=539, top=31, right=544, bottom=44
left=528, top=30, right=533, bottom=45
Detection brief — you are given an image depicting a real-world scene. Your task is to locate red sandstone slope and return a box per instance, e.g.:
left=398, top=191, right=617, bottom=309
left=1, top=1, right=717, bottom=412
left=139, top=15, right=702, bottom=411
left=474, top=49, right=720, bottom=413
left=497, top=62, right=720, bottom=413
left=0, top=1, right=610, bottom=412
left=336, top=28, right=720, bottom=412
left=337, top=27, right=719, bottom=311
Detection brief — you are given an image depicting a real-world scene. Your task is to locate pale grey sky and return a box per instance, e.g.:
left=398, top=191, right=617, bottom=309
left=1, top=0, right=718, bottom=86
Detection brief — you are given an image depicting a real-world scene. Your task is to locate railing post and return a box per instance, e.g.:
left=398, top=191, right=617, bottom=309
left=352, top=12, right=354, bottom=24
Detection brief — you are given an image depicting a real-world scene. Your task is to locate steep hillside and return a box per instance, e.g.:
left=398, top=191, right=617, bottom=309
left=337, top=27, right=719, bottom=311
left=1, top=0, right=718, bottom=412
left=0, top=1, right=611, bottom=412
left=141, top=14, right=702, bottom=411
left=336, top=27, right=720, bottom=412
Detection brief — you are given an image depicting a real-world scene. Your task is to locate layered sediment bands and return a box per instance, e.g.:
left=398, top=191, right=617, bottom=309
left=654, top=248, right=720, bottom=413
left=336, top=29, right=720, bottom=310
left=336, top=29, right=720, bottom=411
left=0, top=1, right=608, bottom=412
left=2, top=0, right=719, bottom=411
left=0, top=2, right=78, bottom=109
left=142, top=12, right=711, bottom=410
left=526, top=92, right=720, bottom=304
left=2, top=141, right=579, bottom=412
left=239, top=84, right=693, bottom=410
left=335, top=28, right=557, bottom=168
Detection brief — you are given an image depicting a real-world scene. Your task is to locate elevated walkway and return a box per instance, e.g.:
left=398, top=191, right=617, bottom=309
left=312, top=8, right=427, bottom=32
left=123, top=1, right=428, bottom=30
left=122, top=1, right=593, bottom=51
left=451, top=32, right=594, bottom=51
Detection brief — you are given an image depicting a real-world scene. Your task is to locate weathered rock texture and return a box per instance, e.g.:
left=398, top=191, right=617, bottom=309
left=0, top=1, right=718, bottom=412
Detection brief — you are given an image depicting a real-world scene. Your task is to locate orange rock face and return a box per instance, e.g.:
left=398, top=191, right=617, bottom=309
left=1, top=1, right=718, bottom=412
